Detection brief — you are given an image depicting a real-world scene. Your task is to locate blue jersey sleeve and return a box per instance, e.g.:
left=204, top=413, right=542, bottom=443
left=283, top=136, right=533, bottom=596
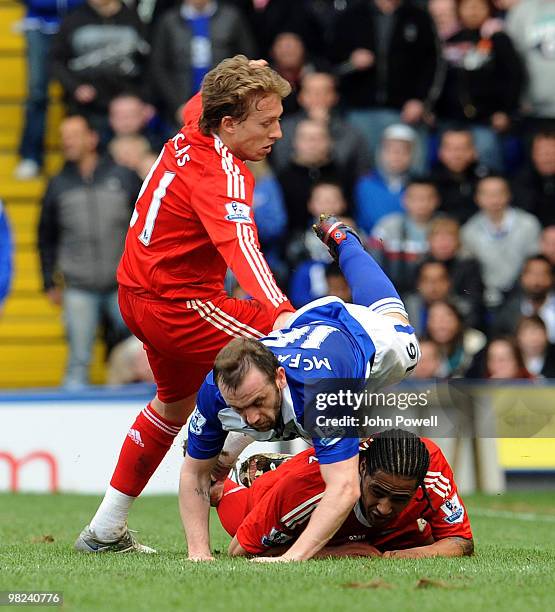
left=186, top=376, right=228, bottom=460
left=312, top=437, right=360, bottom=465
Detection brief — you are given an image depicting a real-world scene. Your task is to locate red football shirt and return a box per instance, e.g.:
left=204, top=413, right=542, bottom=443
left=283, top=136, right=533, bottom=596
left=117, top=94, right=292, bottom=319
left=231, top=439, right=472, bottom=554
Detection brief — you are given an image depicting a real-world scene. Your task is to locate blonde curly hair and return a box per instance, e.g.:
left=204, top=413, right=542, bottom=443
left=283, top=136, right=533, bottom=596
left=199, top=55, right=291, bottom=135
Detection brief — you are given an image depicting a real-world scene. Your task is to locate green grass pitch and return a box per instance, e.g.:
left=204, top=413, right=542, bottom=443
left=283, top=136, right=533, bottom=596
left=1, top=492, right=554, bottom=611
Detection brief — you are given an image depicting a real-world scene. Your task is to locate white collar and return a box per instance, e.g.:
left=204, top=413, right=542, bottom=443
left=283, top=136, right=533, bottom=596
left=522, top=290, right=555, bottom=313
left=280, top=385, right=310, bottom=439
left=216, top=384, right=308, bottom=442
left=280, top=385, right=296, bottom=424
left=483, top=208, right=515, bottom=236
left=353, top=499, right=371, bottom=527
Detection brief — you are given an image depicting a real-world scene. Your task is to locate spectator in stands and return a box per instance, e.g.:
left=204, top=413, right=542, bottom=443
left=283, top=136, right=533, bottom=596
left=269, top=32, right=326, bottom=115
left=105, top=93, right=162, bottom=151
left=331, top=0, right=439, bottom=160
left=435, top=0, right=525, bottom=171
left=248, top=159, right=288, bottom=281
left=287, top=181, right=350, bottom=307
left=431, top=128, right=489, bottom=223
left=108, top=134, right=151, bottom=177
left=507, top=0, right=555, bottom=132
left=425, top=299, right=486, bottom=377
left=51, top=0, right=149, bottom=129
left=38, top=115, right=141, bottom=388
left=484, top=337, right=533, bottom=379
left=413, top=338, right=447, bottom=378
left=277, top=119, right=352, bottom=233
left=493, top=255, right=555, bottom=342
left=516, top=315, right=555, bottom=378
left=107, top=335, right=155, bottom=385
left=492, top=0, right=520, bottom=11
left=325, top=262, right=352, bottom=303
left=369, top=177, right=440, bottom=294
left=461, top=175, right=541, bottom=308
left=150, top=0, right=256, bottom=127
left=132, top=0, right=177, bottom=37
left=228, top=0, right=342, bottom=59
left=425, top=216, right=484, bottom=329
left=512, top=130, right=555, bottom=227
left=136, top=150, right=159, bottom=180
left=0, top=199, right=13, bottom=317
left=227, top=0, right=309, bottom=58
left=355, top=124, right=416, bottom=233
left=15, top=0, right=84, bottom=180
left=298, top=0, right=354, bottom=61
left=405, top=255, right=480, bottom=332
left=404, top=260, right=452, bottom=335
left=540, top=226, right=555, bottom=269
left=428, top=0, right=460, bottom=41
left=270, top=72, right=372, bottom=178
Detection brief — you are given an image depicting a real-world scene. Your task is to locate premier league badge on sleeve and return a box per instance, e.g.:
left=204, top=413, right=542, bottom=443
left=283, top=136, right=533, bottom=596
left=189, top=408, right=207, bottom=435
left=440, top=493, right=465, bottom=524
left=225, top=201, right=251, bottom=223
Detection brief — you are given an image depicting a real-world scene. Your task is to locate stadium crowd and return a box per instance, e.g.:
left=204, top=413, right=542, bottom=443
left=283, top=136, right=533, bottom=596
left=9, top=0, right=555, bottom=386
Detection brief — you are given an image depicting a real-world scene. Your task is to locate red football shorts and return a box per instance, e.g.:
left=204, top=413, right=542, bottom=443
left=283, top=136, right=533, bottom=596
left=118, top=287, right=274, bottom=402
left=216, top=479, right=250, bottom=537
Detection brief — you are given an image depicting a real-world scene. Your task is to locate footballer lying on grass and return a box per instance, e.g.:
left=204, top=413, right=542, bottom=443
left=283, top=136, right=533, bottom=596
left=212, top=430, right=474, bottom=559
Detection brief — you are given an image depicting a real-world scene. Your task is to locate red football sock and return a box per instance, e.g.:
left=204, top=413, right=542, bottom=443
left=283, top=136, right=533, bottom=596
left=110, top=403, right=183, bottom=497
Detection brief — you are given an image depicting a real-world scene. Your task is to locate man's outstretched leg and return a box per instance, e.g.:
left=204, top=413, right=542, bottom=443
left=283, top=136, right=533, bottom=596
left=313, top=215, right=408, bottom=319
left=75, top=394, right=195, bottom=553
left=314, top=216, right=419, bottom=382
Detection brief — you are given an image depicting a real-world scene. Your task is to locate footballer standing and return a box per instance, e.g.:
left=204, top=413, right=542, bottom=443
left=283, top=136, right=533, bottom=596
left=75, top=56, right=295, bottom=553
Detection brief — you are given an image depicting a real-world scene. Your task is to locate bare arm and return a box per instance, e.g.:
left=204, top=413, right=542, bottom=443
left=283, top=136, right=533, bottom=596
left=211, top=432, right=255, bottom=481
left=253, top=455, right=360, bottom=562
left=273, top=310, right=295, bottom=330
left=228, top=535, right=249, bottom=557
left=230, top=537, right=381, bottom=559
left=179, top=453, right=219, bottom=560
left=382, top=537, right=474, bottom=559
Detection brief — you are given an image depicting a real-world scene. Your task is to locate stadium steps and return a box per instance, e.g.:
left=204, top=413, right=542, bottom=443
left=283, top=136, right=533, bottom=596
left=0, top=0, right=107, bottom=387
left=0, top=343, right=107, bottom=387
left=0, top=179, right=45, bottom=199
left=0, top=151, right=64, bottom=176
left=0, top=3, right=24, bottom=53
left=0, top=102, right=63, bottom=149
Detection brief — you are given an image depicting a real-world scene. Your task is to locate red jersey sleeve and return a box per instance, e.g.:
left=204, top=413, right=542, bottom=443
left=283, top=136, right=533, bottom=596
left=236, top=455, right=325, bottom=554
left=190, top=141, right=293, bottom=320
left=423, top=441, right=473, bottom=541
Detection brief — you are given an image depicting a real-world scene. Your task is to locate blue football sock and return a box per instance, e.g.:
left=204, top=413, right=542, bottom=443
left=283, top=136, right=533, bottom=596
left=337, top=235, right=407, bottom=316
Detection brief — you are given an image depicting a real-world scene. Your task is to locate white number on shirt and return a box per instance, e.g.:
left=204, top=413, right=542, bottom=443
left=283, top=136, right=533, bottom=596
left=137, top=171, right=176, bottom=246
left=130, top=149, right=163, bottom=227
left=130, top=151, right=176, bottom=246
left=263, top=325, right=337, bottom=349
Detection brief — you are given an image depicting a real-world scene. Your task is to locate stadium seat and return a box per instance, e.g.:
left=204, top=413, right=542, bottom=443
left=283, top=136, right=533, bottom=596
left=0, top=102, right=63, bottom=149
left=0, top=3, right=24, bottom=54
left=0, top=0, right=108, bottom=387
